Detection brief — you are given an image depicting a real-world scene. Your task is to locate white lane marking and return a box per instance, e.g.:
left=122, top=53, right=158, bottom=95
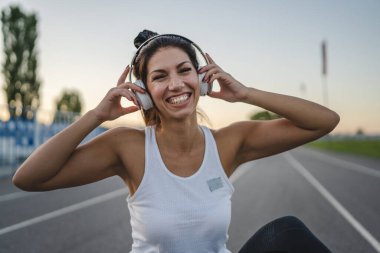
left=229, top=160, right=255, bottom=183
left=284, top=152, right=380, bottom=253
left=303, top=148, right=380, bottom=179
left=0, top=188, right=128, bottom=236
left=0, top=191, right=40, bottom=203
left=0, top=159, right=254, bottom=236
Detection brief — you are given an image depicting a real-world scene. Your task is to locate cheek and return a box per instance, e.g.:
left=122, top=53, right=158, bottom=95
left=185, top=73, right=200, bottom=88
left=147, top=84, right=165, bottom=101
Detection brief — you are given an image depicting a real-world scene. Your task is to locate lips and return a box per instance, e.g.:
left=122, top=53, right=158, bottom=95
left=166, top=93, right=191, bottom=105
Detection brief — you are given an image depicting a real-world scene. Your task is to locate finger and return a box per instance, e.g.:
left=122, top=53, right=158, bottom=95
left=203, top=67, right=222, bottom=82
left=206, top=53, right=216, bottom=64
left=121, top=90, right=139, bottom=107
left=203, top=67, right=224, bottom=83
left=208, top=73, right=223, bottom=84
left=108, top=86, right=130, bottom=97
left=121, top=106, right=140, bottom=115
left=129, top=82, right=146, bottom=93
left=129, top=93, right=140, bottom=108
left=117, top=65, right=130, bottom=86
left=117, top=82, right=146, bottom=94
left=198, top=63, right=216, bottom=73
left=109, top=88, right=138, bottom=106
left=208, top=91, right=222, bottom=99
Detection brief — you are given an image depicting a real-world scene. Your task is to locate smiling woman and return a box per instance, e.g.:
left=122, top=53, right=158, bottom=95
left=146, top=48, right=200, bottom=120
left=12, top=29, right=339, bottom=253
left=130, top=31, right=211, bottom=127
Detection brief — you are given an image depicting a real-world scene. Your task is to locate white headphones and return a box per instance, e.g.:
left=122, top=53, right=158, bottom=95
left=128, top=34, right=212, bottom=110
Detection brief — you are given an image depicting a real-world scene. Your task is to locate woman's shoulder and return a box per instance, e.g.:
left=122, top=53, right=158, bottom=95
left=206, top=122, right=260, bottom=175
left=99, top=127, right=146, bottom=184
left=109, top=125, right=145, bottom=136
left=208, top=121, right=262, bottom=154
left=105, top=126, right=146, bottom=164
left=101, top=126, right=146, bottom=146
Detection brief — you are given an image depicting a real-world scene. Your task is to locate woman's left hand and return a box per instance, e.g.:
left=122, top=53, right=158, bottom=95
left=199, top=53, right=248, bottom=102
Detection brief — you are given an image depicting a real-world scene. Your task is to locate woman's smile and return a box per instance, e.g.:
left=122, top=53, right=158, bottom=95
left=166, top=92, right=191, bottom=105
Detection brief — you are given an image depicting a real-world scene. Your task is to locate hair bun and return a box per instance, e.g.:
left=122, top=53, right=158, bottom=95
left=134, top=29, right=159, bottom=49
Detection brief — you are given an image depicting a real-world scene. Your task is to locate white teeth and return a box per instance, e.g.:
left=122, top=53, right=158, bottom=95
left=168, top=94, right=190, bottom=104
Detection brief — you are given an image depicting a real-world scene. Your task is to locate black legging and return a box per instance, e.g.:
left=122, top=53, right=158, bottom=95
left=238, top=216, right=332, bottom=253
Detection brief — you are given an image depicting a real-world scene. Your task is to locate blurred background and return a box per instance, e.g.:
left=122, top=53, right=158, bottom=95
left=0, top=1, right=379, bottom=252
left=0, top=0, right=379, bottom=129
left=1, top=0, right=379, bottom=175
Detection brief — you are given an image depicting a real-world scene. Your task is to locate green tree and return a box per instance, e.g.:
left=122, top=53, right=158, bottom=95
left=1, top=5, right=41, bottom=120
left=53, top=89, right=82, bottom=123
left=356, top=128, right=364, bottom=136
left=249, top=110, right=281, bottom=120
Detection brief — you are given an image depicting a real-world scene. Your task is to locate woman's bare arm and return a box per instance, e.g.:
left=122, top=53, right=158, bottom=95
left=12, top=111, right=118, bottom=191
left=201, top=54, right=339, bottom=173
left=230, top=88, right=339, bottom=165
left=12, top=66, right=143, bottom=191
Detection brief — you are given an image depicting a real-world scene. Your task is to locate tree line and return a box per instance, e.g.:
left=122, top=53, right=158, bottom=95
left=1, top=5, right=82, bottom=123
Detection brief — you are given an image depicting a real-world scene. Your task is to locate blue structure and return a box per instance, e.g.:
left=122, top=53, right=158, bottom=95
left=0, top=118, right=107, bottom=177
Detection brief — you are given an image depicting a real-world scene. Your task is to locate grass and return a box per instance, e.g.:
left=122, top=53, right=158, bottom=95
left=305, top=139, right=380, bottom=159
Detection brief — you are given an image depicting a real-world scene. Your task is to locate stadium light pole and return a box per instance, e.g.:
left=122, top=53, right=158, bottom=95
left=321, top=40, right=333, bottom=142
left=321, top=40, right=328, bottom=107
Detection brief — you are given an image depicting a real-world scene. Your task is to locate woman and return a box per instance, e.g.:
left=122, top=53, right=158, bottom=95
left=13, top=30, right=339, bottom=253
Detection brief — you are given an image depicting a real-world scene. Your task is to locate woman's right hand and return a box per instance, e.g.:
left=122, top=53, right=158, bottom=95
left=92, top=66, right=146, bottom=122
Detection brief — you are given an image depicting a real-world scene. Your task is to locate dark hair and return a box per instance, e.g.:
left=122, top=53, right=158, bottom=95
left=132, top=30, right=201, bottom=127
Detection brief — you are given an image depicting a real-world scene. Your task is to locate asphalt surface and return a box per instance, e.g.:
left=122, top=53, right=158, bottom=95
left=0, top=146, right=379, bottom=253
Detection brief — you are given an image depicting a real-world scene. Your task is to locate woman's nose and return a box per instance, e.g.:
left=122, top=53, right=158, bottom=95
left=168, top=76, right=185, bottom=90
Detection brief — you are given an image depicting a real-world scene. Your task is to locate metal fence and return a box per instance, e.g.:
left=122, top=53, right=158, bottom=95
left=0, top=107, right=107, bottom=178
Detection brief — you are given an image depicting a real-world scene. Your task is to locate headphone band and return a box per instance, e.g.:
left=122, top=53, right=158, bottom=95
left=128, top=34, right=209, bottom=83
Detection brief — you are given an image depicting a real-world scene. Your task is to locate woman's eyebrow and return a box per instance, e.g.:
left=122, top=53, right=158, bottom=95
left=149, top=61, right=191, bottom=76
left=176, top=61, right=191, bottom=68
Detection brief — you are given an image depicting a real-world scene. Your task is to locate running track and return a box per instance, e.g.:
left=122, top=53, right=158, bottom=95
left=0, top=147, right=379, bottom=252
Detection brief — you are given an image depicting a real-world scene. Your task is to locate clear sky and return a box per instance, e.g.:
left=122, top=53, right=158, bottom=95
left=1, top=0, right=379, bottom=134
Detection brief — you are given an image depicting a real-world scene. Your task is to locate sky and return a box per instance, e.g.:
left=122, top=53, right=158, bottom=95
left=0, top=0, right=379, bottom=134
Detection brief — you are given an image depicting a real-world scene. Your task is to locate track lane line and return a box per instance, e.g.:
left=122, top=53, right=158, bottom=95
left=301, top=148, right=380, bottom=179
left=284, top=152, right=380, bottom=253
left=0, top=191, right=40, bottom=202
left=0, top=160, right=255, bottom=236
left=0, top=188, right=128, bottom=236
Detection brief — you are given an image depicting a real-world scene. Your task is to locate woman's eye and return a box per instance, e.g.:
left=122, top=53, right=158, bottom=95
left=180, top=68, right=191, bottom=73
left=152, top=75, right=165, bottom=81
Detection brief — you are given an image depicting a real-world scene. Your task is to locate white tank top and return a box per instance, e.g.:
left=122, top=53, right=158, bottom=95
left=126, top=125, right=235, bottom=253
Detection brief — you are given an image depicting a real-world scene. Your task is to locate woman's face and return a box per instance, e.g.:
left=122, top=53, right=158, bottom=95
left=146, top=47, right=200, bottom=121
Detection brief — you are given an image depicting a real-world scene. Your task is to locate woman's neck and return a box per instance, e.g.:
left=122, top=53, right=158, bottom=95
left=155, top=116, right=203, bottom=153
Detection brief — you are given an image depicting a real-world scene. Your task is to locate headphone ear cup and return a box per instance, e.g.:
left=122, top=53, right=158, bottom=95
left=133, top=80, right=154, bottom=110
left=198, top=73, right=212, bottom=96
